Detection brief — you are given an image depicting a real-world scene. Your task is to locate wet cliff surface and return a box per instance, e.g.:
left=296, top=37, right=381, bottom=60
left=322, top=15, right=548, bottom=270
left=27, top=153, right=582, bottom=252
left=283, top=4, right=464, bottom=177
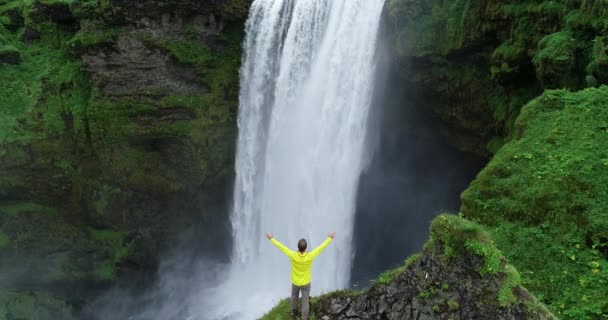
left=384, top=1, right=608, bottom=318
left=0, top=0, right=248, bottom=317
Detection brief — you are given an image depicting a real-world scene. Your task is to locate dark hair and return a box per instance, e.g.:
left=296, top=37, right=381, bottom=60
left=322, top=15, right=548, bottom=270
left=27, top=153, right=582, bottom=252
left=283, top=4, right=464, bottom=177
left=298, top=239, right=307, bottom=253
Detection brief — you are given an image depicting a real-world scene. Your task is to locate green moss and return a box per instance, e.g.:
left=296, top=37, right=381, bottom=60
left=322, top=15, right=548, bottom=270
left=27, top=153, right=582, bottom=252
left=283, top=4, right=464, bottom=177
left=375, top=253, right=423, bottom=285
left=0, top=22, right=91, bottom=143
left=258, top=299, right=290, bottom=320
left=388, top=0, right=482, bottom=57
left=259, top=299, right=317, bottom=320
left=465, top=238, right=501, bottom=275
left=313, top=289, right=360, bottom=301
left=0, top=231, right=9, bottom=248
left=430, top=214, right=497, bottom=263
left=491, top=41, right=526, bottom=82
left=89, top=228, right=130, bottom=281
left=0, top=290, right=72, bottom=320
left=404, top=252, right=420, bottom=267
left=429, top=214, right=543, bottom=308
left=0, top=43, right=20, bottom=60
left=462, top=86, right=608, bottom=319
left=447, top=299, right=460, bottom=311
left=0, top=201, right=57, bottom=217
left=377, top=265, right=406, bottom=285
left=586, top=36, right=608, bottom=85
left=67, top=23, right=117, bottom=53
left=261, top=290, right=360, bottom=319
left=533, top=32, right=577, bottom=89
left=497, top=264, right=522, bottom=306
left=487, top=136, right=505, bottom=154
left=221, top=0, right=250, bottom=21
left=389, top=0, right=608, bottom=155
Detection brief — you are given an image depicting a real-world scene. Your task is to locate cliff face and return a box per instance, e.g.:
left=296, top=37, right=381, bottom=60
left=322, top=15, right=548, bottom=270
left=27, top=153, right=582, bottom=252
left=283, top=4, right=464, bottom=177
left=381, top=4, right=608, bottom=317
left=386, top=0, right=607, bottom=156
left=262, top=215, right=556, bottom=320
left=0, top=0, right=248, bottom=317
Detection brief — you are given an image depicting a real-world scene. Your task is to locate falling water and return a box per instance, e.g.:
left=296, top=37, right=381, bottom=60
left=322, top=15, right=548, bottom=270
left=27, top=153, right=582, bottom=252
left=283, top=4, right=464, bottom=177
left=205, top=0, right=385, bottom=318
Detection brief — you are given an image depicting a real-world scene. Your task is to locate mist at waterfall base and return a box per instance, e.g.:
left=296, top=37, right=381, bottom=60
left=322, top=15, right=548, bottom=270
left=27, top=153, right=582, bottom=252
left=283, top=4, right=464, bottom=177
left=350, top=61, right=486, bottom=285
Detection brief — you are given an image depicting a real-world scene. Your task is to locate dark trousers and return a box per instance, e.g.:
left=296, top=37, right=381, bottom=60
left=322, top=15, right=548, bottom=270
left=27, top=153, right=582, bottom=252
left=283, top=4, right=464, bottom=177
left=291, top=283, right=311, bottom=319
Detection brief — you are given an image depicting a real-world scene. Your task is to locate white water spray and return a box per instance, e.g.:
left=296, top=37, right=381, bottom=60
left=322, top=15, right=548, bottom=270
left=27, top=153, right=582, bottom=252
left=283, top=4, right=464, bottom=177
left=205, top=0, right=385, bottom=318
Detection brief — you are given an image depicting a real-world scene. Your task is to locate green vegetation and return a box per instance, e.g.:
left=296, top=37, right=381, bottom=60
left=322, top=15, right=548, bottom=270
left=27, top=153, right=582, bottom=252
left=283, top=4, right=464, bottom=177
left=430, top=214, right=502, bottom=274
left=259, top=300, right=292, bottom=320
left=89, top=228, right=131, bottom=280
left=0, top=290, right=73, bottom=320
left=260, top=299, right=319, bottom=320
left=261, top=289, right=362, bottom=320
left=0, top=231, right=9, bottom=248
left=0, top=27, right=89, bottom=143
left=0, top=202, right=57, bottom=217
left=447, top=299, right=460, bottom=311
left=462, top=87, right=608, bottom=319
left=532, top=31, right=577, bottom=89
left=262, top=215, right=542, bottom=318
left=0, top=0, right=247, bottom=316
left=428, top=215, right=531, bottom=308
left=387, top=0, right=608, bottom=154
left=498, top=264, right=522, bottom=306
left=404, top=252, right=420, bottom=267
left=67, top=24, right=117, bottom=53
left=385, top=3, right=608, bottom=314
left=377, top=264, right=406, bottom=284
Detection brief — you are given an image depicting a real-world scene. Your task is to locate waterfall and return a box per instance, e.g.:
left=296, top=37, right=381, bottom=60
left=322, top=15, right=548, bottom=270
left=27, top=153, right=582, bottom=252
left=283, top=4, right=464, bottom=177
left=205, top=0, right=385, bottom=318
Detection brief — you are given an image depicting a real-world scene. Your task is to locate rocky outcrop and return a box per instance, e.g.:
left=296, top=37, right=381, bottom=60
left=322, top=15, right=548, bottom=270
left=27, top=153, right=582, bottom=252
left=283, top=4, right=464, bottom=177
left=262, top=215, right=555, bottom=320
left=315, top=254, right=549, bottom=320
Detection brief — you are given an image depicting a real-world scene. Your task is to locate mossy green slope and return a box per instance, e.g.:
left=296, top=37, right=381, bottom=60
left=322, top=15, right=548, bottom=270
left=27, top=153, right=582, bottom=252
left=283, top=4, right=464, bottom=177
left=462, top=86, right=608, bottom=319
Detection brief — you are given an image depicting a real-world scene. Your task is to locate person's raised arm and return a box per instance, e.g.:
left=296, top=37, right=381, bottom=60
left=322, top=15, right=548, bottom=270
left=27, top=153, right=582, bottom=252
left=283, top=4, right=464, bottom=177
left=266, top=232, right=296, bottom=258
left=309, top=232, right=336, bottom=259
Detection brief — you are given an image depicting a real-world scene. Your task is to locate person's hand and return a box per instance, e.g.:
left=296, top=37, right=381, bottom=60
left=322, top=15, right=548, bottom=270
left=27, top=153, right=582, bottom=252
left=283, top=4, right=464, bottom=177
left=328, top=232, right=336, bottom=239
left=265, top=232, right=273, bottom=240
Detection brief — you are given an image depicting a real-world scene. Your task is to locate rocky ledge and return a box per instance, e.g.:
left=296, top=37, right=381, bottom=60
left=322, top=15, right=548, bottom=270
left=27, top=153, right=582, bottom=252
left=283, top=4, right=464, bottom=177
left=262, top=215, right=556, bottom=320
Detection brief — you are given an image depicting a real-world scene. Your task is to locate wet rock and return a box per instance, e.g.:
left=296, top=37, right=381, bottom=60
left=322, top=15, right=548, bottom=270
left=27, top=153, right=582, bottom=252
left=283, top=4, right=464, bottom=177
left=81, top=33, right=207, bottom=99
left=0, top=46, right=20, bottom=65
left=311, top=216, right=557, bottom=320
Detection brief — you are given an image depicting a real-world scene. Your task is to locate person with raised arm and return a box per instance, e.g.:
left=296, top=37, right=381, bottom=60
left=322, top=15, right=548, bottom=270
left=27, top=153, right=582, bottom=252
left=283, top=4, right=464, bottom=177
left=265, top=231, right=336, bottom=320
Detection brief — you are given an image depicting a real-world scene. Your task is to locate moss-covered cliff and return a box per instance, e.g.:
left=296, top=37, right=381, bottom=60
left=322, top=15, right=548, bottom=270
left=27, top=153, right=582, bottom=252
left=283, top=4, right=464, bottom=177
left=462, top=87, right=608, bottom=319
left=387, top=0, right=607, bottom=156
left=0, top=0, right=248, bottom=317
left=383, top=2, right=608, bottom=318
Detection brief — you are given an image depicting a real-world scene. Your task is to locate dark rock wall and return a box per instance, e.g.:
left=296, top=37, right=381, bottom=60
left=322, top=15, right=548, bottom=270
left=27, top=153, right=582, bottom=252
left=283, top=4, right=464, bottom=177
left=0, top=0, right=249, bottom=316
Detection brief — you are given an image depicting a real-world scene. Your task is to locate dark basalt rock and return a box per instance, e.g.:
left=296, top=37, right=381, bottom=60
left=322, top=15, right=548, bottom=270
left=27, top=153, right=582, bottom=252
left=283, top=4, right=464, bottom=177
left=0, top=47, right=20, bottom=65
left=309, top=216, right=556, bottom=320
left=81, top=32, right=208, bottom=99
